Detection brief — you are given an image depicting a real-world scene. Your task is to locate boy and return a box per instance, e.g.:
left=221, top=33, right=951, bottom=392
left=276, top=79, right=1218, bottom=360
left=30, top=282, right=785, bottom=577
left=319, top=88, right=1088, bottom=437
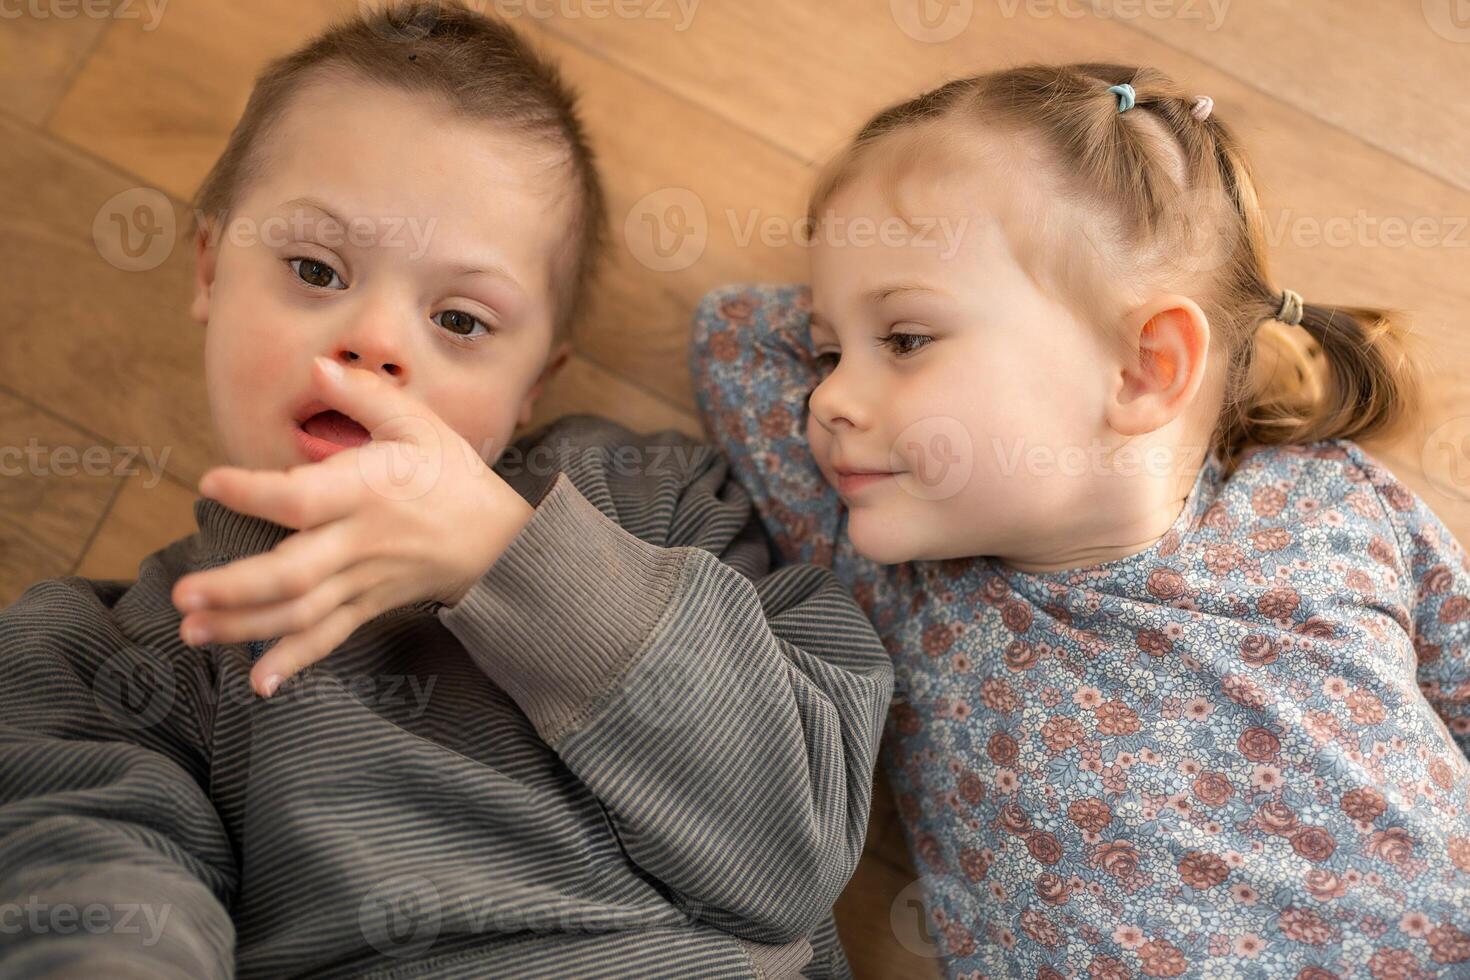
left=0, top=3, right=892, bottom=978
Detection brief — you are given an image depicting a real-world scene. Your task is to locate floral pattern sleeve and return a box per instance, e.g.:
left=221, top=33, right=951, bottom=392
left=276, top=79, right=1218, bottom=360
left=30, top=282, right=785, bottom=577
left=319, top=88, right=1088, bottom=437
left=1351, top=444, right=1470, bottom=761
left=688, top=284, right=842, bottom=569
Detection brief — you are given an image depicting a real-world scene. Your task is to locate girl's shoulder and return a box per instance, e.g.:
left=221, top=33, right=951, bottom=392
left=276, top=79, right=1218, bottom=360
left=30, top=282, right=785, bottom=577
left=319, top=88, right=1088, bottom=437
left=1217, top=437, right=1463, bottom=571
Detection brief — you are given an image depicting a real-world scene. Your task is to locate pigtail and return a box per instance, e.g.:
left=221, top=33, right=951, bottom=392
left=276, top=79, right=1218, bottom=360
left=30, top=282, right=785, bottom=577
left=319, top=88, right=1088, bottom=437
left=1216, top=296, right=1422, bottom=473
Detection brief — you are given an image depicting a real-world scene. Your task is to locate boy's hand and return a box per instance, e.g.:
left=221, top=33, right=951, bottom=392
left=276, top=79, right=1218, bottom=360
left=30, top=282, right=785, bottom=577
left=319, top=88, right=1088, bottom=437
left=171, top=356, right=534, bottom=698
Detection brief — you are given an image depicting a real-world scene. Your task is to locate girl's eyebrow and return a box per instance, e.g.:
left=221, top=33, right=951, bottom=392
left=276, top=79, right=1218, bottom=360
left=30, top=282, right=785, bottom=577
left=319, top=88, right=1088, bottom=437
left=864, top=281, right=947, bottom=304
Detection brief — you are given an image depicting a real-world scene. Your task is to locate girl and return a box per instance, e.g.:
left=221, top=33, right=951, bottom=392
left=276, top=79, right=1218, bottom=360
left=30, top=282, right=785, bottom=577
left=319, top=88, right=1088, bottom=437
left=690, top=64, right=1470, bottom=979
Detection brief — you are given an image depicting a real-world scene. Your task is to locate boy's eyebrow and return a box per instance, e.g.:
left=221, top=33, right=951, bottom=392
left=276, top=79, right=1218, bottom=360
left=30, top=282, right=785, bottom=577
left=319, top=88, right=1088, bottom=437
left=280, top=196, right=349, bottom=228
left=278, top=195, right=526, bottom=294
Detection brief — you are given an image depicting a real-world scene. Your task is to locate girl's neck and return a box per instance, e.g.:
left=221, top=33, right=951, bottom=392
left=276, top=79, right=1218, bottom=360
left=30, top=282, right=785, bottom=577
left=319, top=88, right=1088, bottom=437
left=997, top=444, right=1209, bottom=575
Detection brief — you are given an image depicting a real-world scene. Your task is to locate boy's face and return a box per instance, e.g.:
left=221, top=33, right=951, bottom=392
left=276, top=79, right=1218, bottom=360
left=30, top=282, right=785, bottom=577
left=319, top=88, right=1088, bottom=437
left=191, top=75, right=573, bottom=475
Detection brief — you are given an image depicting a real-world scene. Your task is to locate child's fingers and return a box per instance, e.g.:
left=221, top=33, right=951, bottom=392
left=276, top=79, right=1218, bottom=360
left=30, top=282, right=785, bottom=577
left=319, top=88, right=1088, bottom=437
left=199, top=455, right=362, bottom=532
left=173, top=519, right=357, bottom=613
left=178, top=563, right=377, bottom=648
left=249, top=597, right=381, bottom=698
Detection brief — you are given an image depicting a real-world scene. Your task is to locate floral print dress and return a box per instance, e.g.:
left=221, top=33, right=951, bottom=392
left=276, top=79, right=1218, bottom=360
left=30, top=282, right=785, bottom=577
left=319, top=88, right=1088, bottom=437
left=688, top=284, right=1470, bottom=980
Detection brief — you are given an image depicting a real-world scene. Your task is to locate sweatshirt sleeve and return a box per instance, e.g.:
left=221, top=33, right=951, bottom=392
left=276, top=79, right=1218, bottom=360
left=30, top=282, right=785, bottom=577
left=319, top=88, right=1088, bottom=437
left=436, top=416, right=894, bottom=946
left=1351, top=443, right=1470, bottom=761
left=0, top=579, right=237, bottom=979
left=688, top=284, right=845, bottom=570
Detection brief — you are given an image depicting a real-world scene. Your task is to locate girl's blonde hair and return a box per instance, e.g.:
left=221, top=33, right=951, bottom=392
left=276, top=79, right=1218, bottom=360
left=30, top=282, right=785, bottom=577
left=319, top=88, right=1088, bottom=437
left=809, top=63, right=1420, bottom=477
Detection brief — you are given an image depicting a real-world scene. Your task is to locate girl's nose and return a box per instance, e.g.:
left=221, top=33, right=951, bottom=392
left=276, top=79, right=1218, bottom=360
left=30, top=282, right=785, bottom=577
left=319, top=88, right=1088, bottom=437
left=808, top=363, right=870, bottom=432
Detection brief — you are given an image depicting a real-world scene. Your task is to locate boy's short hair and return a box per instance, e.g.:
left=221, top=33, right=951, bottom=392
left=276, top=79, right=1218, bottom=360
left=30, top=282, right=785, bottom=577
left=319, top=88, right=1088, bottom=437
left=193, top=0, right=606, bottom=344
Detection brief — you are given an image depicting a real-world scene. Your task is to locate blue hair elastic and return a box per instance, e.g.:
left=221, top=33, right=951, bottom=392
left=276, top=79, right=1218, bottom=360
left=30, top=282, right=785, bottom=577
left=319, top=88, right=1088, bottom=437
left=1107, top=83, right=1137, bottom=113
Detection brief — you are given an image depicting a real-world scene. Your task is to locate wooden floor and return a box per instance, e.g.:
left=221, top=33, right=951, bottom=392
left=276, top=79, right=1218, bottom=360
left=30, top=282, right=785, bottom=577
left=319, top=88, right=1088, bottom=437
left=2, top=2, right=1467, bottom=977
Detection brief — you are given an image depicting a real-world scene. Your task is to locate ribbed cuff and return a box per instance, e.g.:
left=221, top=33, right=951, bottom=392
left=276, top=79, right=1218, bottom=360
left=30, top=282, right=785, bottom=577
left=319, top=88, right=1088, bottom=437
left=437, top=472, right=689, bottom=742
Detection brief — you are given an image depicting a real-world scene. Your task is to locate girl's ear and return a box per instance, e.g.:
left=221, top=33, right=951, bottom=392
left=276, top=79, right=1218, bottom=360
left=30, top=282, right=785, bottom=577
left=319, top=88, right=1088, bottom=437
left=189, top=222, right=218, bottom=326
left=516, top=338, right=572, bottom=427
left=1106, top=295, right=1212, bottom=438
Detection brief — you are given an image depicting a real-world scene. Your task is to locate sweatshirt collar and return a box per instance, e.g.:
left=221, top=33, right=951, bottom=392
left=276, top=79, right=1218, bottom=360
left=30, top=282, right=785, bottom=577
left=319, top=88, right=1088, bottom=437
left=191, top=495, right=297, bottom=566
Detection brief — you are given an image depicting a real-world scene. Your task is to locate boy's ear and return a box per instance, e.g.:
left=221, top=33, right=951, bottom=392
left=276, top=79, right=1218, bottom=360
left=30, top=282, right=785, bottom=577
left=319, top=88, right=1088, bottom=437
left=189, top=222, right=218, bottom=326
left=1106, top=294, right=1211, bottom=438
left=516, top=338, right=572, bottom=428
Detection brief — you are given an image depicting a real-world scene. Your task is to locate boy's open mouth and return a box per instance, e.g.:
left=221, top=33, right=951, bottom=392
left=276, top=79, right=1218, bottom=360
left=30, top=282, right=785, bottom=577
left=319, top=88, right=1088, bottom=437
left=300, top=410, right=371, bottom=447
left=292, top=398, right=371, bottom=451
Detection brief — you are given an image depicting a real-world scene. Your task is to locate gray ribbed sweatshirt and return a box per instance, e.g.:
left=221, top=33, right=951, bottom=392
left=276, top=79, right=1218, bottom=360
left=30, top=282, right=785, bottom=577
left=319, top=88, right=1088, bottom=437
left=0, top=414, right=894, bottom=979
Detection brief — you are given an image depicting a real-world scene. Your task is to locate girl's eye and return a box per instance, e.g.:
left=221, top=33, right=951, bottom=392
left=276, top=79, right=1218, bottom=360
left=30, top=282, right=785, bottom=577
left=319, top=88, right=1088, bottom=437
left=881, top=332, right=933, bottom=357
left=813, top=351, right=839, bottom=376
left=432, top=309, right=492, bottom=341
left=287, top=257, right=346, bottom=290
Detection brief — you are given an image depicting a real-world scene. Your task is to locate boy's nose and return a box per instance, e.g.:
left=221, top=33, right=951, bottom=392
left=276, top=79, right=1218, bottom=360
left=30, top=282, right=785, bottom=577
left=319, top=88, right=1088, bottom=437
left=338, top=349, right=404, bottom=378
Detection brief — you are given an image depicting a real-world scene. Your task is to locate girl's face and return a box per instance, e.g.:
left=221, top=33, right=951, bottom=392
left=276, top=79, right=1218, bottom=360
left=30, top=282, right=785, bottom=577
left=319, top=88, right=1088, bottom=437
left=806, top=167, right=1122, bottom=565
left=192, top=75, right=572, bottom=475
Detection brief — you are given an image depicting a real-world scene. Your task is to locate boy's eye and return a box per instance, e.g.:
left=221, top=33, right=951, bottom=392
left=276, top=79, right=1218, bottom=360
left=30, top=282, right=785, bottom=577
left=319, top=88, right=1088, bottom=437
left=432, top=309, right=491, bottom=340
left=813, top=351, right=839, bottom=376
left=881, top=332, right=933, bottom=356
left=288, top=257, right=345, bottom=290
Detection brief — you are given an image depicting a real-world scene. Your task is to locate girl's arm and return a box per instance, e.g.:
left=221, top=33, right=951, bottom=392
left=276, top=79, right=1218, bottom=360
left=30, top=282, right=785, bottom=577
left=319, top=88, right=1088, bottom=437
left=1350, top=443, right=1470, bottom=760
left=688, top=285, right=843, bottom=569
